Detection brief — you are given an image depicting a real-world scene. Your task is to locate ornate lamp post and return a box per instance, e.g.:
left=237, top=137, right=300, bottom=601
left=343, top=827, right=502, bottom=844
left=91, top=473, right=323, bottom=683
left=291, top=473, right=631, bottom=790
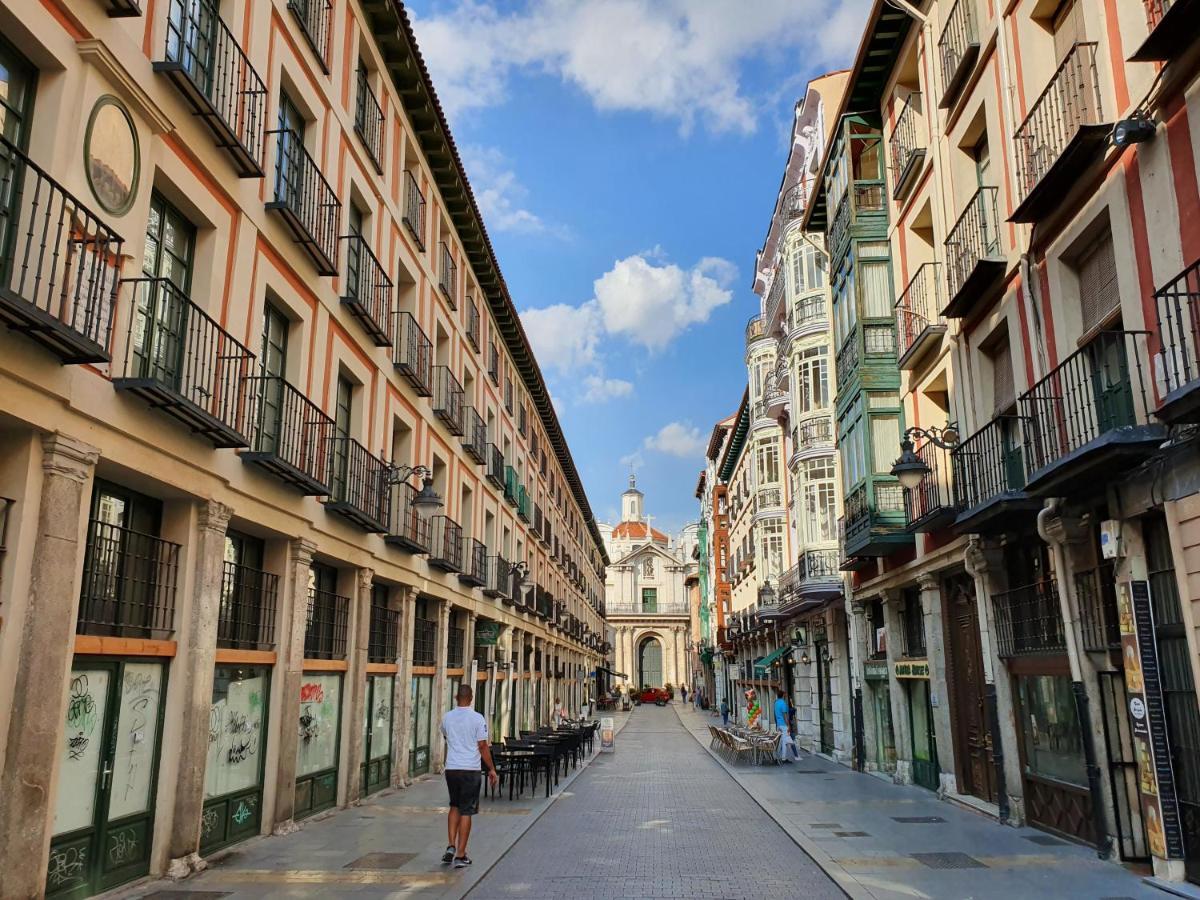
left=889, top=422, right=960, bottom=490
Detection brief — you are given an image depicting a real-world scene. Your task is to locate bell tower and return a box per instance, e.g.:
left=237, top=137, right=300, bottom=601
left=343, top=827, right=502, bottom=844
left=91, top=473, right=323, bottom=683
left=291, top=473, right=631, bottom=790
left=621, top=472, right=644, bottom=523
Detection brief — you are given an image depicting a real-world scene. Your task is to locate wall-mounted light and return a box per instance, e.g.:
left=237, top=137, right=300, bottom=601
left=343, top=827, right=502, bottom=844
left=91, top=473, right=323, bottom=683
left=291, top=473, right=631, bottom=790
left=800, top=651, right=812, bottom=666
left=1112, top=115, right=1156, bottom=148
left=385, top=464, right=444, bottom=516
left=890, top=423, right=960, bottom=490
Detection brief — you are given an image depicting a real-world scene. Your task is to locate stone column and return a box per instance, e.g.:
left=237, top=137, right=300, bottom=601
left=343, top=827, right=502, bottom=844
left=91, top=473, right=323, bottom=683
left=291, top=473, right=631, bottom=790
left=882, top=590, right=914, bottom=784
left=510, top=627, right=523, bottom=738
left=430, top=600, right=451, bottom=773
left=530, top=635, right=540, bottom=727
left=272, top=537, right=317, bottom=833
left=343, top=567, right=374, bottom=805
left=0, top=434, right=98, bottom=899
left=463, top=611, right=477, bottom=704
left=392, top=585, right=415, bottom=787
left=917, top=572, right=956, bottom=795
left=166, top=500, right=234, bottom=876
left=848, top=597, right=873, bottom=771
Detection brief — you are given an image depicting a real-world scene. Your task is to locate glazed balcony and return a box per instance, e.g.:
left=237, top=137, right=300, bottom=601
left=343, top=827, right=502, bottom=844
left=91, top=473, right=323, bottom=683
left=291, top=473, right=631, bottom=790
left=78, top=519, right=180, bottom=637
left=951, top=414, right=1040, bottom=534
left=991, top=578, right=1065, bottom=658
left=484, top=554, right=512, bottom=600
left=428, top=515, right=463, bottom=572
left=354, top=66, right=384, bottom=174
left=0, top=136, right=124, bottom=363
left=243, top=376, right=334, bottom=495
left=1012, top=44, right=1108, bottom=223
left=326, top=437, right=389, bottom=533
left=902, top=436, right=957, bottom=532
left=937, top=0, right=980, bottom=109
left=392, top=311, right=432, bottom=397
left=305, top=586, right=348, bottom=660
left=1131, top=0, right=1200, bottom=61
left=778, top=549, right=842, bottom=608
left=287, top=0, right=331, bottom=72
left=115, top=277, right=255, bottom=448
left=842, top=481, right=911, bottom=558
left=458, top=537, right=487, bottom=587
left=155, top=0, right=267, bottom=177
left=829, top=183, right=885, bottom=261
left=402, top=170, right=426, bottom=251
left=943, top=186, right=1004, bottom=317
left=465, top=295, right=481, bottom=351
left=1153, top=257, right=1200, bottom=423
left=894, top=263, right=946, bottom=370
left=431, top=365, right=465, bottom=435
left=1019, top=331, right=1164, bottom=496
left=460, top=405, right=487, bottom=464
left=438, top=242, right=457, bottom=309
left=485, top=444, right=505, bottom=488
left=835, top=322, right=897, bottom=392
left=218, top=561, right=278, bottom=650
left=412, top=617, right=436, bottom=666
left=266, top=129, right=340, bottom=275
left=889, top=93, right=926, bottom=201
left=368, top=599, right=399, bottom=663
left=504, top=465, right=520, bottom=507
left=384, top=481, right=432, bottom=554
left=342, top=234, right=393, bottom=347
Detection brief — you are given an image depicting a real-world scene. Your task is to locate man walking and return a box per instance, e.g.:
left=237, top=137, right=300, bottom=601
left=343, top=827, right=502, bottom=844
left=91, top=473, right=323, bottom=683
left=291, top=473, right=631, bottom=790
left=720, top=696, right=729, bottom=728
left=441, top=684, right=498, bottom=868
left=775, top=688, right=800, bottom=762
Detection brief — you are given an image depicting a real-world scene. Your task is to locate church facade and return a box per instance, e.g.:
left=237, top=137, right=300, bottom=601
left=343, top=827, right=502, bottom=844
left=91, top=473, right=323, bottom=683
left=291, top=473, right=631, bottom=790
left=601, top=478, right=693, bottom=692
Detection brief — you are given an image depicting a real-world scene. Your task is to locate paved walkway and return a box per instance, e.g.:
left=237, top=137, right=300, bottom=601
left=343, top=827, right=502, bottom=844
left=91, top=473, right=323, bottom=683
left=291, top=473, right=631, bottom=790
left=674, top=703, right=1169, bottom=900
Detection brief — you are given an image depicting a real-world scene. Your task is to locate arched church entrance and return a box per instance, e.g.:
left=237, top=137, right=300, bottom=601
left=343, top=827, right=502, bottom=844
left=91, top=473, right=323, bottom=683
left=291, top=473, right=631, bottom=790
left=638, top=636, right=663, bottom=689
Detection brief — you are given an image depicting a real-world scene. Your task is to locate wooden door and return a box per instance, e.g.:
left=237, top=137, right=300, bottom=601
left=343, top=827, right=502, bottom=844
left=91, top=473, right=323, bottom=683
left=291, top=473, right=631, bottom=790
left=944, top=572, right=997, bottom=803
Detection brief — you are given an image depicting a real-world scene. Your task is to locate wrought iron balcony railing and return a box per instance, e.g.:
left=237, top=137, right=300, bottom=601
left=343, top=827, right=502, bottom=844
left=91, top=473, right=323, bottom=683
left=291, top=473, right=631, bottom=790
left=829, top=192, right=851, bottom=259
left=765, top=267, right=786, bottom=328
left=219, top=561, right=278, bottom=650
left=517, top=484, right=532, bottom=522
left=393, top=311, right=432, bottom=396
left=486, top=444, right=505, bottom=488
left=385, top=481, right=432, bottom=554
left=938, top=0, right=980, bottom=108
left=745, top=314, right=766, bottom=344
left=504, top=465, right=520, bottom=506
left=1131, top=0, right=1198, bottom=61
left=78, top=519, right=180, bottom=637
left=781, top=180, right=809, bottom=223
left=894, top=262, right=946, bottom=369
left=403, top=170, right=426, bottom=251
left=432, top=365, right=465, bottom=435
left=243, top=375, right=334, bottom=495
left=438, top=242, right=457, bottom=309
left=903, top=436, right=956, bottom=532
left=943, top=186, right=1003, bottom=316
left=459, top=537, right=487, bottom=587
left=326, top=436, right=389, bottom=532
left=797, top=415, right=834, bottom=451
left=156, top=0, right=267, bottom=177
left=0, top=136, right=124, bottom=363
left=460, top=405, right=487, bottom=464
left=304, top=585, right=347, bottom=659
left=447, top=625, right=465, bottom=668
left=1076, top=560, right=1120, bottom=653
left=1153, top=256, right=1200, bottom=423
left=889, top=93, right=925, bottom=200
left=267, top=128, right=340, bottom=275
left=287, top=0, right=331, bottom=71
left=484, top=554, right=512, bottom=599
left=354, top=66, right=385, bottom=174
left=368, top=598, right=399, bottom=663
left=429, top=515, right=463, bottom=572
left=465, top=295, right=480, bottom=351
left=412, top=616, right=436, bottom=666
left=342, top=234, right=393, bottom=346
left=951, top=413, right=1030, bottom=518
left=790, top=294, right=827, bottom=332
left=116, top=277, right=255, bottom=448
left=991, top=578, right=1065, bottom=657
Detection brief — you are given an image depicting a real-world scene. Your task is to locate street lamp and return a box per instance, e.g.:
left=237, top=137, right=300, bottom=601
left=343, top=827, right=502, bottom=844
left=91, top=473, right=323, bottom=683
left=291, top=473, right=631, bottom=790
left=384, top=464, right=444, bottom=515
left=758, top=580, right=777, bottom=608
left=889, top=423, right=960, bottom=491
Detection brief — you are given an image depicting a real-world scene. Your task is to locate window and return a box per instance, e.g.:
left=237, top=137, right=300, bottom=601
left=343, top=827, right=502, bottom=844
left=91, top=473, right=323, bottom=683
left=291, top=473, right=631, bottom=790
left=143, top=192, right=195, bottom=289
left=488, top=341, right=499, bottom=383
left=1076, top=229, right=1119, bottom=335
left=276, top=91, right=306, bottom=207
left=0, top=37, right=35, bottom=143
left=1016, top=674, right=1087, bottom=786
left=756, top=441, right=780, bottom=486
left=346, top=203, right=365, bottom=300
left=759, top=517, right=785, bottom=579
left=795, top=345, right=830, bottom=413
left=871, top=415, right=901, bottom=475
left=331, top=376, right=353, bottom=497
left=803, top=458, right=837, bottom=543
left=641, top=588, right=657, bottom=612
left=504, top=374, right=513, bottom=413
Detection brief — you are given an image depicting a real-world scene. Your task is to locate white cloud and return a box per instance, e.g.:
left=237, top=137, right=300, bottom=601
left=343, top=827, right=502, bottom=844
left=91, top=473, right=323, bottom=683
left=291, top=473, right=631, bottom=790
left=619, top=450, right=646, bottom=470
left=643, top=422, right=705, bottom=458
left=460, top=145, right=565, bottom=237
left=409, top=0, right=868, bottom=135
left=519, top=303, right=603, bottom=374
left=582, top=375, right=634, bottom=403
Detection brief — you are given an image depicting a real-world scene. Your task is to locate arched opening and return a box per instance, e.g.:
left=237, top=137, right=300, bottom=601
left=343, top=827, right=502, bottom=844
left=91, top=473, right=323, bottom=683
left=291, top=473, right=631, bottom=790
left=638, top=636, right=663, bottom=689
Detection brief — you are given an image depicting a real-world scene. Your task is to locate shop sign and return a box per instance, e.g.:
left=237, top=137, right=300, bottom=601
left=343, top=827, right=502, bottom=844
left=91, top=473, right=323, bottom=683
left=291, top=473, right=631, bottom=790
left=1119, top=580, right=1184, bottom=860
left=600, top=716, right=615, bottom=752
left=475, top=622, right=500, bottom=646
left=863, top=660, right=889, bottom=681
left=894, top=660, right=929, bottom=679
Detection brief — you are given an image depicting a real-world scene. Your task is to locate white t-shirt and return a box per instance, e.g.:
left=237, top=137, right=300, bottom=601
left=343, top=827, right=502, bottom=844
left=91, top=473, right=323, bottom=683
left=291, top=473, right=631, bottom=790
left=441, top=705, right=488, bottom=770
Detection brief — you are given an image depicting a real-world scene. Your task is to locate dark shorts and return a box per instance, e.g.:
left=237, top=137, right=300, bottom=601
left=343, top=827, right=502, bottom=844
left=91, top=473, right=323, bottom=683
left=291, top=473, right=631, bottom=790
left=445, top=769, right=482, bottom=815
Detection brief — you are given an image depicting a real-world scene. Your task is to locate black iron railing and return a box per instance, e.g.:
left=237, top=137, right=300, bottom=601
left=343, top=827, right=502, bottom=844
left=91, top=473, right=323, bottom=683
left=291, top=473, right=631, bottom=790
left=797, top=415, right=834, bottom=450
left=327, top=436, right=389, bottom=531
left=218, top=561, right=278, bottom=649
left=485, top=554, right=512, bottom=599
left=465, top=295, right=480, bottom=351
left=118, top=277, right=255, bottom=447
left=791, top=294, right=826, bottom=331
left=386, top=480, right=432, bottom=553
left=889, top=93, right=925, bottom=198
left=413, top=616, right=437, bottom=666
left=403, top=170, right=425, bottom=250
left=1076, top=560, right=1120, bottom=652
left=938, top=0, right=979, bottom=105
left=460, top=537, right=487, bottom=586
left=429, top=515, right=463, bottom=571
left=904, top=436, right=954, bottom=528
left=267, top=128, right=340, bottom=274
left=245, top=375, right=334, bottom=493
left=287, top=0, right=331, bottom=70
left=106, top=0, right=142, bottom=14
left=1014, top=43, right=1103, bottom=201
left=800, top=548, right=840, bottom=580
left=305, top=586, right=348, bottom=659
left=944, top=186, right=1001, bottom=303
left=504, top=466, right=520, bottom=507
left=157, top=0, right=267, bottom=177
left=782, top=181, right=809, bottom=222
left=991, top=578, right=1065, bottom=657
left=78, top=520, right=180, bottom=637
left=835, top=333, right=859, bottom=389
left=432, top=365, right=465, bottom=435
left=487, top=341, right=499, bottom=383
left=368, top=597, right=399, bottom=663
left=354, top=66, right=385, bottom=173
left=438, top=242, right=457, bottom=308
left=895, top=262, right=944, bottom=362
left=0, top=136, right=124, bottom=362
left=486, top=443, right=505, bottom=488
left=1153, top=257, right=1200, bottom=407
left=951, top=414, right=1028, bottom=512
left=448, top=626, right=465, bottom=668
left=830, top=192, right=851, bottom=258
left=765, top=267, right=786, bottom=327
left=392, top=310, right=432, bottom=396
left=461, top=405, right=487, bottom=463
left=1019, top=331, right=1153, bottom=477
left=342, top=234, right=393, bottom=346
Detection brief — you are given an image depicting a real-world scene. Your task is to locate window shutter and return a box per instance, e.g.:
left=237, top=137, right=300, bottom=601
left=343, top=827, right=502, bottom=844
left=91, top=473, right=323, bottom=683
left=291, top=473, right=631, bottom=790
left=1078, top=232, right=1119, bottom=335
left=991, top=338, right=1015, bottom=415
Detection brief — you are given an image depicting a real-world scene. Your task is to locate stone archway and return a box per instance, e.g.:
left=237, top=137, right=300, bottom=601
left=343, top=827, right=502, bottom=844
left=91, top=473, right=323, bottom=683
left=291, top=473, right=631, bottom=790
left=638, top=635, right=663, bottom=688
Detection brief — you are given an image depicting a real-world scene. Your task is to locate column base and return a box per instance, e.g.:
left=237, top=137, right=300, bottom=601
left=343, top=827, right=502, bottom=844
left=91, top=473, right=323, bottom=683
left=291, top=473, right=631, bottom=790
left=166, top=852, right=206, bottom=880
left=272, top=819, right=300, bottom=837
left=893, top=760, right=913, bottom=785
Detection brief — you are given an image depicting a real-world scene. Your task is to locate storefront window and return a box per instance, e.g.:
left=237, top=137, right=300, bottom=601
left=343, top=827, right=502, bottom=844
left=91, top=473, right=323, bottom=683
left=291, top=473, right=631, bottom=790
left=1017, top=674, right=1086, bottom=786
left=205, top=666, right=268, bottom=799
left=297, top=673, right=341, bottom=778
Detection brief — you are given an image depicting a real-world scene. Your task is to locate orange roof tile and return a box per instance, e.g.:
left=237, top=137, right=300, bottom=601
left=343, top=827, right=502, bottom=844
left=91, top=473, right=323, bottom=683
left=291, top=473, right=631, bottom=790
left=611, top=521, right=669, bottom=543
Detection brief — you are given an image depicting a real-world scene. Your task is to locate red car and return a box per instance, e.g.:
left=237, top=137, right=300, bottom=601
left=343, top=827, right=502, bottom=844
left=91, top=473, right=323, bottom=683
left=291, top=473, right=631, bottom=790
left=638, top=687, right=669, bottom=706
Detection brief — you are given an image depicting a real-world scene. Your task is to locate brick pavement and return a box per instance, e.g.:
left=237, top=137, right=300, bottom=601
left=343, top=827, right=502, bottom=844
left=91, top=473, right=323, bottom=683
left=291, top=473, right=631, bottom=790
left=467, top=704, right=843, bottom=900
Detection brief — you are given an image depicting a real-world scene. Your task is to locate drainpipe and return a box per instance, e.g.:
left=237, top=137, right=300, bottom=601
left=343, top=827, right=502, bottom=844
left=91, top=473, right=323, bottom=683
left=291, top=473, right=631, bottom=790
left=1037, top=499, right=1111, bottom=858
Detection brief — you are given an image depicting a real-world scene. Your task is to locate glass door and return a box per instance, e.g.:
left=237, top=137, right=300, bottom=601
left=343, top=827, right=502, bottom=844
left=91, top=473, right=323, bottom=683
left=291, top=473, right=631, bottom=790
left=275, top=91, right=305, bottom=208
left=258, top=302, right=289, bottom=454
left=201, top=665, right=269, bottom=854
left=908, top=679, right=940, bottom=791
left=138, top=193, right=196, bottom=391
left=295, top=673, right=342, bottom=818
left=362, top=674, right=394, bottom=797
left=816, top=642, right=834, bottom=754
left=168, top=0, right=219, bottom=96
left=409, top=675, right=432, bottom=776
left=0, top=36, right=35, bottom=283
left=48, top=660, right=166, bottom=900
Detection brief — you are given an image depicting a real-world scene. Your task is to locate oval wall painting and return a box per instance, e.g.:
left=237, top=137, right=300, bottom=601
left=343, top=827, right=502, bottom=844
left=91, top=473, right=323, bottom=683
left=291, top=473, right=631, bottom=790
left=85, top=96, right=139, bottom=215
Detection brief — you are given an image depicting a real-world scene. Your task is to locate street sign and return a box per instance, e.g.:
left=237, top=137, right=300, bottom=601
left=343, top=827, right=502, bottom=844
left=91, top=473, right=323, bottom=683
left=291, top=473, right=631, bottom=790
left=475, top=622, right=500, bottom=646
left=600, top=716, right=615, bottom=752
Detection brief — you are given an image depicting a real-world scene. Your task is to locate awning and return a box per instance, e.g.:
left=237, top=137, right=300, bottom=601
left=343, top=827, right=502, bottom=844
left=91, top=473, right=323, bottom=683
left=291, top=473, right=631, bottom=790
left=596, top=667, right=628, bottom=679
left=753, top=644, right=792, bottom=676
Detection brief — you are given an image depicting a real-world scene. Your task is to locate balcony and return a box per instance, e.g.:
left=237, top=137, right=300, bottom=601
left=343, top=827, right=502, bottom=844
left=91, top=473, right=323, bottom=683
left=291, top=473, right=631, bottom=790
left=385, top=481, right=432, bottom=554
left=78, top=519, right=180, bottom=637
left=402, top=170, right=426, bottom=251
left=341, top=234, right=393, bottom=346
left=104, top=0, right=142, bottom=14
left=781, top=181, right=809, bottom=224
left=428, top=515, right=463, bottom=572
left=829, top=183, right=885, bottom=261
left=1076, top=560, right=1120, bottom=653
left=937, top=0, right=979, bottom=109
left=460, top=405, right=487, bottom=464
left=218, top=561, right=278, bottom=650
left=305, top=586, right=348, bottom=660
left=517, top=485, right=532, bottom=522
left=155, top=0, right=267, bottom=178
left=1011, top=44, right=1108, bottom=223
left=354, top=66, right=384, bottom=174
left=889, top=93, right=926, bottom=201
left=1130, top=0, right=1200, bottom=61
left=447, top=625, right=465, bottom=668
left=266, top=129, right=340, bottom=275
left=951, top=414, right=1041, bottom=534
left=243, top=376, right=334, bottom=495
left=895, top=263, right=946, bottom=370
left=1019, top=331, right=1165, bottom=496
left=1153, top=257, right=1200, bottom=424
left=778, top=549, right=842, bottom=610
left=764, top=267, right=786, bottom=330
left=485, top=443, right=505, bottom=488
left=943, top=186, right=1004, bottom=317
left=368, top=599, right=399, bottom=663
left=326, top=437, right=389, bottom=532
left=842, top=481, right=911, bottom=557
left=902, top=437, right=957, bottom=532
left=432, top=365, right=465, bottom=435
left=991, top=578, right=1065, bottom=658
left=412, top=617, right=436, bottom=666
left=393, top=311, right=432, bottom=397
left=458, top=538, right=487, bottom=587
left=797, top=415, right=834, bottom=453
left=484, top=554, right=512, bottom=600
left=745, top=315, right=767, bottom=345
left=438, top=242, right=457, bottom=309
left=504, top=466, right=520, bottom=506
left=0, top=137, right=124, bottom=363
left=465, top=295, right=481, bottom=351
left=115, top=278, right=255, bottom=448
left=287, top=0, right=331, bottom=72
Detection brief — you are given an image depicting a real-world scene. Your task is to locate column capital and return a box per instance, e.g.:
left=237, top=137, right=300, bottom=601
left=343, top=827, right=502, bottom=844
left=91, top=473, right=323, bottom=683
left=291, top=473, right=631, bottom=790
left=964, top=536, right=1005, bottom=579
left=1040, top=509, right=1089, bottom=547
left=41, top=432, right=99, bottom=483
left=289, top=537, right=318, bottom=566
left=357, top=567, right=375, bottom=592
left=916, top=571, right=939, bottom=592
left=197, top=499, right=234, bottom=536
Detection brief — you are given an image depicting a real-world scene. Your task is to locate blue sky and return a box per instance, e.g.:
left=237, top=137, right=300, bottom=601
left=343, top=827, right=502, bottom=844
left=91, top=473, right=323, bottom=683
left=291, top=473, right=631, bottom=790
left=408, top=0, right=867, bottom=535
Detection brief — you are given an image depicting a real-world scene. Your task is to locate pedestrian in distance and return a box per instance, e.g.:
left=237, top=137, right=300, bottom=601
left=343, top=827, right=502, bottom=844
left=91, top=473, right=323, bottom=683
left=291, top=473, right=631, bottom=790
left=720, top=697, right=730, bottom=728
left=553, top=696, right=566, bottom=726
left=681, top=685, right=688, bottom=704
left=441, top=684, right=498, bottom=869
left=775, top=688, right=801, bottom=763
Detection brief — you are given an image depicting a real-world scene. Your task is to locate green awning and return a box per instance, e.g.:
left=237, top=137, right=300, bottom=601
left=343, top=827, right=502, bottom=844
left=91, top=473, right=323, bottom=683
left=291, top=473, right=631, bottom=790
left=753, top=645, right=792, bottom=676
